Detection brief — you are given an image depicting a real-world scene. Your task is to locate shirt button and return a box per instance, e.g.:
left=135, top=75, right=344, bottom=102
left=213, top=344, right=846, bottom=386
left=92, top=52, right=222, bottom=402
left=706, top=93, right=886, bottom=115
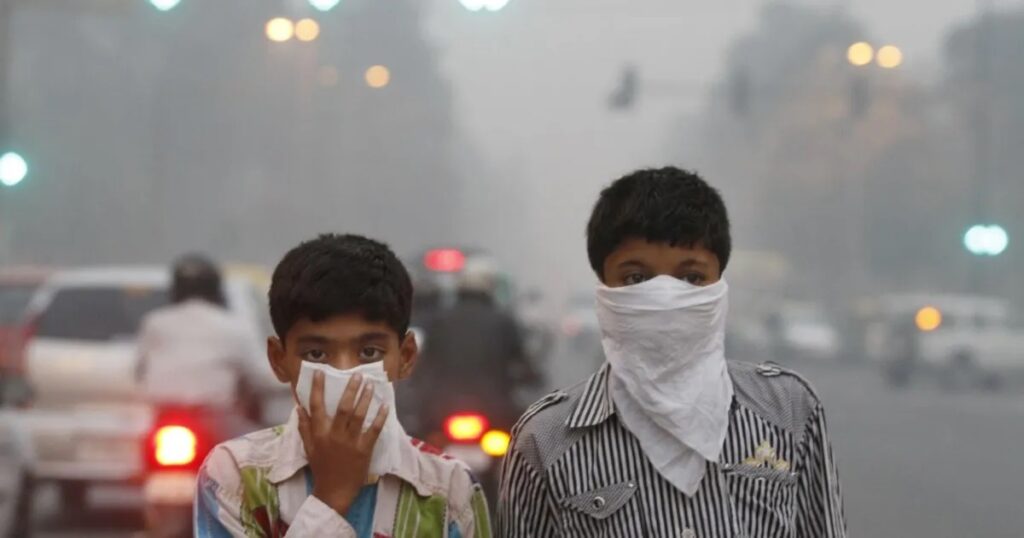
left=681, top=529, right=696, bottom=538
left=591, top=496, right=606, bottom=510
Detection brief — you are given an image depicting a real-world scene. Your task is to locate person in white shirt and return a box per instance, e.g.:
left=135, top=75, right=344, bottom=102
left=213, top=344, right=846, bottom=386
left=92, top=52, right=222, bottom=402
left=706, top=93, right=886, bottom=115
left=138, top=255, right=263, bottom=415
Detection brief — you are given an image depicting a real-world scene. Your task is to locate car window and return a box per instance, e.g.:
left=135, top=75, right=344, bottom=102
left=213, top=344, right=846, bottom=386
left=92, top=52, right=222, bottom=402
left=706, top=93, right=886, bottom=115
left=0, top=284, right=37, bottom=325
left=35, top=286, right=168, bottom=341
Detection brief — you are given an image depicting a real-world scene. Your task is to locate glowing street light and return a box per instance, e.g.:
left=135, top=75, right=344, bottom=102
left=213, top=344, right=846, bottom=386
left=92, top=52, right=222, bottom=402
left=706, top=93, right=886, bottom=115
left=876, top=45, right=903, bottom=69
left=459, top=0, right=509, bottom=12
left=265, top=17, right=295, bottom=43
left=847, top=42, right=874, bottom=67
left=964, top=224, right=1009, bottom=256
left=0, top=152, right=28, bottom=187
left=148, top=0, right=181, bottom=11
left=365, top=65, right=391, bottom=89
left=295, top=18, right=320, bottom=42
left=308, top=0, right=341, bottom=11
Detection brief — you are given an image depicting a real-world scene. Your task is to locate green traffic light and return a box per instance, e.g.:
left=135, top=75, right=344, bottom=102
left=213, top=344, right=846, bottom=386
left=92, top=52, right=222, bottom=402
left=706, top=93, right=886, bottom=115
left=964, top=224, right=1008, bottom=256
left=0, top=152, right=28, bottom=187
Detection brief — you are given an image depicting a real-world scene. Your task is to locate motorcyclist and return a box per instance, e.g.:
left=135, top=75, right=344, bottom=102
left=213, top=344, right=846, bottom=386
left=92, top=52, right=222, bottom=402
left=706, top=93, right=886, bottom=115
left=415, top=258, right=540, bottom=430
left=137, top=254, right=264, bottom=420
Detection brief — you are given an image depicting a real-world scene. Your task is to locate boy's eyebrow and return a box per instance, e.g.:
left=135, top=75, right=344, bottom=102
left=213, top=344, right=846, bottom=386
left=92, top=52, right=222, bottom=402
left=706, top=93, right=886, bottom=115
left=677, top=258, right=708, bottom=268
left=295, top=334, right=337, bottom=346
left=616, top=260, right=648, bottom=269
left=357, top=332, right=393, bottom=344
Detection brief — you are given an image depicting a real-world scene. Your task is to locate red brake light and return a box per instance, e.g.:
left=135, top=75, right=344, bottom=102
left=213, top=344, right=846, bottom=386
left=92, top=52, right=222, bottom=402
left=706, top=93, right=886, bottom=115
left=424, top=249, right=466, bottom=273
left=153, top=425, right=198, bottom=467
left=445, top=413, right=488, bottom=442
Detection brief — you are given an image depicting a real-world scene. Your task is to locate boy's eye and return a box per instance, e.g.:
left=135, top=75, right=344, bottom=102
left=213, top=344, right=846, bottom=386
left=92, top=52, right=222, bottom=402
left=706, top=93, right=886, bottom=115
left=682, top=273, right=706, bottom=286
left=301, top=349, right=328, bottom=363
left=359, top=347, right=385, bottom=362
left=623, top=273, right=648, bottom=286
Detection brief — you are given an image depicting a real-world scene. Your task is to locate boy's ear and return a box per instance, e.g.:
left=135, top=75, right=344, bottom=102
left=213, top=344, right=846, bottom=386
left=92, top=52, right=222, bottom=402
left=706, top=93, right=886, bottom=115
left=267, top=336, right=291, bottom=384
left=396, top=331, right=420, bottom=381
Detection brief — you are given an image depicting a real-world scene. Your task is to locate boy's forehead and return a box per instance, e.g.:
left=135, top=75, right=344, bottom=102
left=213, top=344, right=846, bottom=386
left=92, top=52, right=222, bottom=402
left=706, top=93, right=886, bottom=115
left=610, top=237, right=716, bottom=262
left=288, top=314, right=397, bottom=342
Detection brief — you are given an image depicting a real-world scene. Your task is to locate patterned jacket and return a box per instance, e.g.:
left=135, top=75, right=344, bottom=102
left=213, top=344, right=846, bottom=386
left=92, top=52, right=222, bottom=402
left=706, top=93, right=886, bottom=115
left=194, top=410, right=492, bottom=538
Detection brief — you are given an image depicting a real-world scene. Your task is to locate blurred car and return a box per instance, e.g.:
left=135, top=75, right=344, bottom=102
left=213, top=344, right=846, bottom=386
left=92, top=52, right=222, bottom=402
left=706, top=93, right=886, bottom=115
left=727, top=301, right=842, bottom=364
left=18, top=266, right=276, bottom=513
left=0, top=267, right=50, bottom=379
left=0, top=409, right=33, bottom=538
left=865, top=294, right=1024, bottom=389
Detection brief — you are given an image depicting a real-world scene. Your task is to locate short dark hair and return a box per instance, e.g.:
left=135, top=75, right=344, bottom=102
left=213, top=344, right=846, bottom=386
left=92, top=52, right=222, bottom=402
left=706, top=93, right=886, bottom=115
left=586, top=167, right=731, bottom=277
left=269, top=234, right=413, bottom=341
left=171, top=253, right=225, bottom=306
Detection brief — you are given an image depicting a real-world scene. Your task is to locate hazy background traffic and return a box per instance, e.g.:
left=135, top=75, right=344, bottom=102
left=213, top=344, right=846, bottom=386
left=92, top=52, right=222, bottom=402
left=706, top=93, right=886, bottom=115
left=2, top=0, right=1024, bottom=536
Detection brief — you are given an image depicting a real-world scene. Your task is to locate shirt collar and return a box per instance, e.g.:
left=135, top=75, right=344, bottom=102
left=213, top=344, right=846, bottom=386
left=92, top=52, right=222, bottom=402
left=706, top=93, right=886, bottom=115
left=566, top=362, right=739, bottom=429
left=267, top=407, right=438, bottom=497
left=566, top=363, right=615, bottom=429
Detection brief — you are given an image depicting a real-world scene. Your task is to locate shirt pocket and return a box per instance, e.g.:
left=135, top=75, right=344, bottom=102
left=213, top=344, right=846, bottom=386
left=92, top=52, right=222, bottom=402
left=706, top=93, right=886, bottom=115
left=557, top=479, right=645, bottom=538
left=722, top=464, right=799, bottom=538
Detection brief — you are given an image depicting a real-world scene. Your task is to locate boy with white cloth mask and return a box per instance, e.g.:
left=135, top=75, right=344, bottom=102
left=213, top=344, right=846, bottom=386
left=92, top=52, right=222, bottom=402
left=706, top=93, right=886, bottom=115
left=194, top=234, right=492, bottom=538
left=499, top=167, right=846, bottom=538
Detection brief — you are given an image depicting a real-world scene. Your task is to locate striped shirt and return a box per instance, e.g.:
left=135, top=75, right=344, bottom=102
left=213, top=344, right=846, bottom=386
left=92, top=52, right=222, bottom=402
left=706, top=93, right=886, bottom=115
left=498, top=361, right=846, bottom=538
left=194, top=409, right=492, bottom=538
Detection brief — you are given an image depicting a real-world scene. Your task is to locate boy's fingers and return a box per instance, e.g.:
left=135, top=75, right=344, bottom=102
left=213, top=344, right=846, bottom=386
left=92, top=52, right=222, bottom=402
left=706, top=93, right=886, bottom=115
left=361, top=404, right=388, bottom=450
left=337, top=373, right=362, bottom=418
left=309, top=370, right=327, bottom=425
left=345, top=383, right=374, bottom=435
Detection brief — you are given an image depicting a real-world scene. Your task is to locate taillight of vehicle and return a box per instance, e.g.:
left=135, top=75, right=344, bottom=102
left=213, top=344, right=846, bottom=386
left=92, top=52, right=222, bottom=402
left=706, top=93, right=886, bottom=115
left=147, top=412, right=208, bottom=471
left=480, top=429, right=511, bottom=457
left=444, top=413, right=488, bottom=443
left=424, top=249, right=466, bottom=273
left=154, top=425, right=198, bottom=467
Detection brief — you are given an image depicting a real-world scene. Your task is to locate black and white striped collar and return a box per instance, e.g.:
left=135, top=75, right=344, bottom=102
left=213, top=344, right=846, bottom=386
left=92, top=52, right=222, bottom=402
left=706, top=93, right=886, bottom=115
left=565, top=363, right=615, bottom=429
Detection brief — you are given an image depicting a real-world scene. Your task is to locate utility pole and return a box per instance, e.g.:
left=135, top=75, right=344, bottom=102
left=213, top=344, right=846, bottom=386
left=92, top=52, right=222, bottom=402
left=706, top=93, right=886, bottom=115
left=970, top=0, right=994, bottom=294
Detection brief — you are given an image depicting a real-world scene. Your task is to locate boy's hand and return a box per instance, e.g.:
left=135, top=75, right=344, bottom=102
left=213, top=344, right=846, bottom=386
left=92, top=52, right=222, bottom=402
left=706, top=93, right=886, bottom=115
left=295, top=370, right=388, bottom=516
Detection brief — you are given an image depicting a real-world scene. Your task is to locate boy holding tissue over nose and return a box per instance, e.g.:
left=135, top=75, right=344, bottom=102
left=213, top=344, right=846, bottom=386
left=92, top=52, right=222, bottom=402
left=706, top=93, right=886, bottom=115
left=498, top=167, right=846, bottom=538
left=195, top=234, right=491, bottom=537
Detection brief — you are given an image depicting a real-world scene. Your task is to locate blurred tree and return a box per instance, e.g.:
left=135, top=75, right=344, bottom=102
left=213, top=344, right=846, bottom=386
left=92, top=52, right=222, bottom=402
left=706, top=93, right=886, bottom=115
left=943, top=7, right=1024, bottom=300
left=685, top=3, right=966, bottom=305
left=5, top=0, right=465, bottom=264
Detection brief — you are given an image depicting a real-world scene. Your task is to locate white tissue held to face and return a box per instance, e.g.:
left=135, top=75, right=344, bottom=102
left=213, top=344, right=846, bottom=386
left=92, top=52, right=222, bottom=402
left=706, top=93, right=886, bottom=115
left=294, top=360, right=404, bottom=476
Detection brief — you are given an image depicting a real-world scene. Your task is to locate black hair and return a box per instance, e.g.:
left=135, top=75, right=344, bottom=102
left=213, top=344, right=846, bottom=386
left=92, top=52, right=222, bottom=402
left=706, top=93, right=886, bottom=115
left=171, top=253, right=225, bottom=306
left=269, top=234, right=413, bottom=341
left=586, top=167, right=731, bottom=278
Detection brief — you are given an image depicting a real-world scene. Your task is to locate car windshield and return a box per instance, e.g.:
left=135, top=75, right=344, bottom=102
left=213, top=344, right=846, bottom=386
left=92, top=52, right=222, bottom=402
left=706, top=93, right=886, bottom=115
left=35, top=286, right=169, bottom=341
left=0, top=284, right=37, bottom=325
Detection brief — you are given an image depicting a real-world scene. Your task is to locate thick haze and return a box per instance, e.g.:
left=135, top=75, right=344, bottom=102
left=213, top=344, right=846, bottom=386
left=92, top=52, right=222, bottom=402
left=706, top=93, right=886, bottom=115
left=4, top=0, right=1023, bottom=308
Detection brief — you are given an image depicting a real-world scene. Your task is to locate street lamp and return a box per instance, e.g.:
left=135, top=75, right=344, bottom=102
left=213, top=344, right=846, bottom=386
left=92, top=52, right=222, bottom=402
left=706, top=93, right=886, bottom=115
left=964, top=224, right=1009, bottom=256
left=847, top=42, right=874, bottom=67
left=147, top=0, right=181, bottom=11
left=365, top=65, right=391, bottom=89
left=459, top=0, right=510, bottom=12
left=0, top=152, right=28, bottom=187
left=876, top=45, right=903, bottom=69
left=265, top=17, right=295, bottom=43
left=308, top=0, right=341, bottom=12
left=295, top=18, right=320, bottom=42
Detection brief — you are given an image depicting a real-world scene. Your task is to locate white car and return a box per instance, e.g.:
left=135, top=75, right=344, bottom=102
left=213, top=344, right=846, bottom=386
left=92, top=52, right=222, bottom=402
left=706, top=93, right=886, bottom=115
left=866, top=294, right=1024, bottom=388
left=0, top=409, right=33, bottom=538
left=19, top=266, right=278, bottom=511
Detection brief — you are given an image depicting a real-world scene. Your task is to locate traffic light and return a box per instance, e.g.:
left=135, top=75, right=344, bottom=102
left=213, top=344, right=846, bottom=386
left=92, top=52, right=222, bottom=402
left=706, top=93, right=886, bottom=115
left=0, top=152, right=28, bottom=187
left=964, top=224, right=1008, bottom=256
left=147, top=0, right=181, bottom=11
left=308, top=0, right=341, bottom=11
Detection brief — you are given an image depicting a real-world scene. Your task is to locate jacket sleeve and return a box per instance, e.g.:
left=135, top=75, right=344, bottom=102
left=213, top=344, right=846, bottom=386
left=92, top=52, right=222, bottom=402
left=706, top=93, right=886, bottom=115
left=497, top=441, right=558, bottom=538
left=795, top=403, right=848, bottom=538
